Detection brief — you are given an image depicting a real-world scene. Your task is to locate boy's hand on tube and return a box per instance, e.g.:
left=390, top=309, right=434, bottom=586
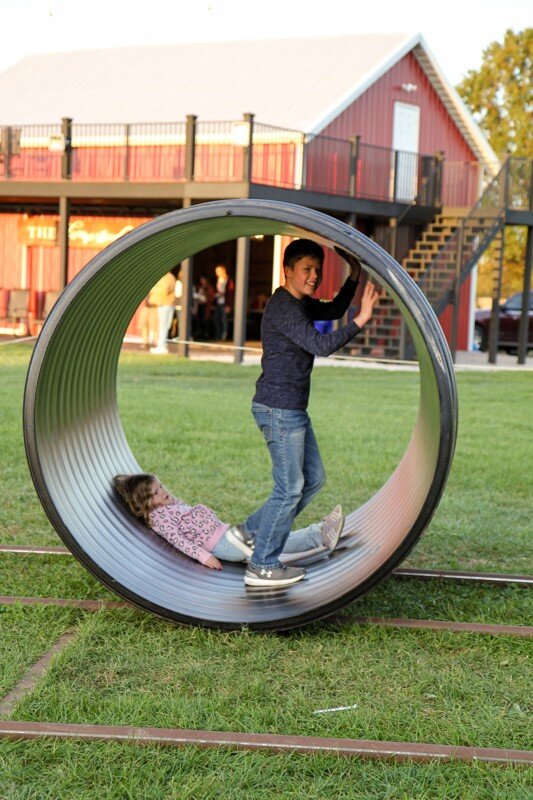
left=354, top=281, right=380, bottom=328
left=334, top=246, right=364, bottom=281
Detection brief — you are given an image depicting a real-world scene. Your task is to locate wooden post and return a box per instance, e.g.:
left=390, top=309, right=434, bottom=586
left=184, top=115, right=197, bottom=181
left=392, top=149, right=400, bottom=201
left=233, top=236, right=250, bottom=364
left=299, top=133, right=308, bottom=191
left=123, top=124, right=130, bottom=181
left=242, top=113, right=254, bottom=182
left=1, top=127, right=12, bottom=178
left=434, top=151, right=445, bottom=207
left=60, top=117, right=72, bottom=180
left=348, top=135, right=360, bottom=197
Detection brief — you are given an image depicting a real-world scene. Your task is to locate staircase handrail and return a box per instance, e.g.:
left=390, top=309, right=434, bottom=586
left=415, top=160, right=508, bottom=314
left=380, top=166, right=438, bottom=259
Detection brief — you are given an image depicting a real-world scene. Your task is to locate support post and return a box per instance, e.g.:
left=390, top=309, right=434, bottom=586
left=399, top=319, right=407, bottom=361
left=1, top=127, right=12, bottom=178
left=488, top=229, right=505, bottom=365
left=434, top=150, right=445, bottom=207
left=389, top=218, right=398, bottom=260
left=517, top=224, right=532, bottom=364
left=242, top=113, right=254, bottom=182
left=60, top=117, right=72, bottom=180
left=299, top=133, right=308, bottom=191
left=449, top=224, right=464, bottom=362
left=233, top=236, right=250, bottom=364
left=58, top=195, right=71, bottom=289
left=392, top=149, right=400, bottom=201
left=348, top=135, right=360, bottom=197
left=178, top=197, right=193, bottom=358
left=184, top=115, right=197, bottom=181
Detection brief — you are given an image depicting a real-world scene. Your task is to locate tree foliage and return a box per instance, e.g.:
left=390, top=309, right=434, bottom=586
left=457, top=28, right=533, bottom=158
left=457, top=29, right=532, bottom=300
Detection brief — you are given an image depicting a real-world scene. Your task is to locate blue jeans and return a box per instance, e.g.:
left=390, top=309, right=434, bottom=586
left=212, top=524, right=324, bottom=562
left=213, top=304, right=228, bottom=341
left=244, top=403, right=325, bottom=568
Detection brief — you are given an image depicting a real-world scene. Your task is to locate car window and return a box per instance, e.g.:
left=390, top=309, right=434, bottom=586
left=504, top=293, right=533, bottom=311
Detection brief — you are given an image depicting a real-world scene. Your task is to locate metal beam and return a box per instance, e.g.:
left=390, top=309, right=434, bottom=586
left=517, top=223, right=533, bottom=364
left=2, top=547, right=532, bottom=588
left=249, top=183, right=437, bottom=220
left=58, top=195, right=70, bottom=289
left=233, top=236, right=250, bottom=364
left=1, top=720, right=531, bottom=764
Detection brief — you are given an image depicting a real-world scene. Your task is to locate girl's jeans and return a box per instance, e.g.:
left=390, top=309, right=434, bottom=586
left=243, top=402, right=326, bottom=568
left=212, top=524, right=324, bottom=562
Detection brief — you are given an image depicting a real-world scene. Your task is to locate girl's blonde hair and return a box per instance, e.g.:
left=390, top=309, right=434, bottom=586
left=113, top=473, right=156, bottom=527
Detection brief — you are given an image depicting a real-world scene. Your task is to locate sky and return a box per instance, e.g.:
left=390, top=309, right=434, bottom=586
left=0, top=0, right=530, bottom=87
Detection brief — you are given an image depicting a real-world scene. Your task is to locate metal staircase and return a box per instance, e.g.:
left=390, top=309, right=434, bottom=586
left=351, top=161, right=509, bottom=359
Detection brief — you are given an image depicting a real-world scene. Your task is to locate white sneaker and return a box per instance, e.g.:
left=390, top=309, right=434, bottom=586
left=149, top=346, right=169, bottom=355
left=321, top=505, right=344, bottom=551
left=225, top=527, right=254, bottom=559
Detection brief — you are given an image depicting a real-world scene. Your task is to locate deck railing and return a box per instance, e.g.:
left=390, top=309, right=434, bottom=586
left=0, top=116, right=490, bottom=209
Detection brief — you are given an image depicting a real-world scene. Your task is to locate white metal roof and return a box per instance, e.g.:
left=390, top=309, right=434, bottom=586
left=0, top=33, right=497, bottom=166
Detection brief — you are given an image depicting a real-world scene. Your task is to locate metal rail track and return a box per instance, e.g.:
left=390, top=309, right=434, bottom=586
left=0, top=720, right=531, bottom=765
left=1, top=594, right=531, bottom=637
left=1, top=545, right=531, bottom=588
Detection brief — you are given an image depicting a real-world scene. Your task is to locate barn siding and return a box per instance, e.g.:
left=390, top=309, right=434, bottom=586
left=321, top=52, right=476, bottom=163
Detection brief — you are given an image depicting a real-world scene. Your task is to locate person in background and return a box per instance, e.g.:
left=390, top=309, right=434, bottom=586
left=148, top=271, right=176, bottom=355
left=213, top=265, right=234, bottom=341
left=192, top=276, right=213, bottom=341
left=172, top=269, right=183, bottom=340
left=139, top=297, right=158, bottom=349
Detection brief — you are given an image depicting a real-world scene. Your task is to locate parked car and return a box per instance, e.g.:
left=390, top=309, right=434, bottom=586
left=474, top=291, right=533, bottom=352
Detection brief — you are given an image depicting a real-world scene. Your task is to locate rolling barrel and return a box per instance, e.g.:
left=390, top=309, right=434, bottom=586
left=24, top=200, right=457, bottom=630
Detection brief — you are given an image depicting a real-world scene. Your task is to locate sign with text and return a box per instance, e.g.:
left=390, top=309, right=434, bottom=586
left=18, top=216, right=142, bottom=248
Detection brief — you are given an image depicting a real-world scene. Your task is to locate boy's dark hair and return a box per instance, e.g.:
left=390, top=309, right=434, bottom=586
left=283, top=239, right=324, bottom=268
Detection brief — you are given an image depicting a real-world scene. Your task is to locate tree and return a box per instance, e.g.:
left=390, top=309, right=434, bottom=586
left=457, top=29, right=532, bottom=300
left=457, top=28, right=532, bottom=158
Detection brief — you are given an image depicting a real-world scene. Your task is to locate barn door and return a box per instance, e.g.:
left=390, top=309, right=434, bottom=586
left=392, top=102, right=420, bottom=200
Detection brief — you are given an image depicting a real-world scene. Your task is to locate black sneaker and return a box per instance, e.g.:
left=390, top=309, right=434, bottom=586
left=244, top=563, right=306, bottom=587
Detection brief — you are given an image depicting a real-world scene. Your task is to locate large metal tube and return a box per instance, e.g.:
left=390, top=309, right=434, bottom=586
left=24, top=200, right=457, bottom=630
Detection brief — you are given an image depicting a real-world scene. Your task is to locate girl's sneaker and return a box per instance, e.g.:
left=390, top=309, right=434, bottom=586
left=321, top=505, right=344, bottom=551
left=225, top=527, right=254, bottom=558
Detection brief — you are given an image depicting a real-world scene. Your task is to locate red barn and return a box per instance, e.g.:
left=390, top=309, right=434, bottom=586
left=0, top=33, right=502, bottom=355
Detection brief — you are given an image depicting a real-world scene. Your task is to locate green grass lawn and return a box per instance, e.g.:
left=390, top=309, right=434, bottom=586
left=0, top=344, right=531, bottom=799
